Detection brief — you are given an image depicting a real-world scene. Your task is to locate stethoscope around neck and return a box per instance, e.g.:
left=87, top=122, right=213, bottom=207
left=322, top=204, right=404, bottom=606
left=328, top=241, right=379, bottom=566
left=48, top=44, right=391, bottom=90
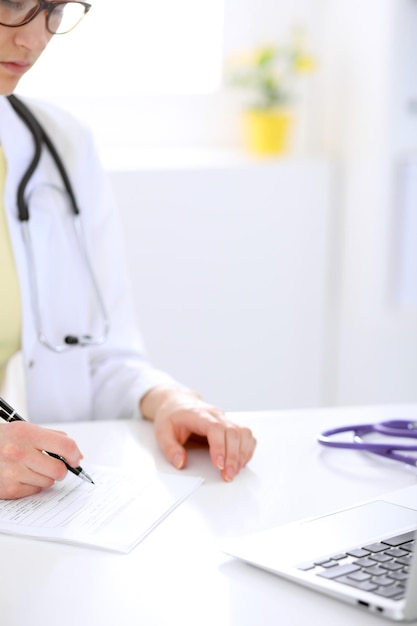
left=7, top=94, right=110, bottom=353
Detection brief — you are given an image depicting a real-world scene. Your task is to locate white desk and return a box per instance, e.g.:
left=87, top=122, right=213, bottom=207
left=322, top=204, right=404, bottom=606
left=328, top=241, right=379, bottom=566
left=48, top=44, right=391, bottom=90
left=3, top=404, right=417, bottom=626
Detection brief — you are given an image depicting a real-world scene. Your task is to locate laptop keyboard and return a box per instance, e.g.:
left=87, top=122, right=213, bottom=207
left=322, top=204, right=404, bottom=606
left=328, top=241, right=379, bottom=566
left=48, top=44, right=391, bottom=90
left=297, top=529, right=415, bottom=600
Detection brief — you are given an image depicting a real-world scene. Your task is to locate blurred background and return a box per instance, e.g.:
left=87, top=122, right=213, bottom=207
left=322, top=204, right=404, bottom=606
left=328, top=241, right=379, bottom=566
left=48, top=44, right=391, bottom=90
left=16, top=0, right=417, bottom=411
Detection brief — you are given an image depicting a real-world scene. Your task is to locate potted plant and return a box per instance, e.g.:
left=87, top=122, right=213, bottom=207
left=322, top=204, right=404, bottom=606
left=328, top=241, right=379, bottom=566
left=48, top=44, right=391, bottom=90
left=226, top=29, right=315, bottom=155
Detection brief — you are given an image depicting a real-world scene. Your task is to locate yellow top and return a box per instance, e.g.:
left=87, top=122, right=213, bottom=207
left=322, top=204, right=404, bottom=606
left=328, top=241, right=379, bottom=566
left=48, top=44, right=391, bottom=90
left=0, top=147, right=22, bottom=385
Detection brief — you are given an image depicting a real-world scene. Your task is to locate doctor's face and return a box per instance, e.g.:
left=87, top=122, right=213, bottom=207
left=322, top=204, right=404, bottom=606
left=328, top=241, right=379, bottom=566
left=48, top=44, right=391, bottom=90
left=0, top=0, right=90, bottom=94
left=0, top=16, right=52, bottom=95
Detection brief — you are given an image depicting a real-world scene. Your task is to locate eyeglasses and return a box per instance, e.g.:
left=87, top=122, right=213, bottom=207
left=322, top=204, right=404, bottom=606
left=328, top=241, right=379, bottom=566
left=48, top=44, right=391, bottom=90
left=0, top=0, right=91, bottom=34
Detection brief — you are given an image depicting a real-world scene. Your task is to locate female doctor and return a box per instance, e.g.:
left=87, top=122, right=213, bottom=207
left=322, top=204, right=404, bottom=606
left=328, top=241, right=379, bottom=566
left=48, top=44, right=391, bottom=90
left=0, top=0, right=256, bottom=499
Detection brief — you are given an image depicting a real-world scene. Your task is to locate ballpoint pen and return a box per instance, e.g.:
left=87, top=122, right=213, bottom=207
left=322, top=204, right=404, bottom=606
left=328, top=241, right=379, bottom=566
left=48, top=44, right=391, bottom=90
left=0, top=396, right=94, bottom=484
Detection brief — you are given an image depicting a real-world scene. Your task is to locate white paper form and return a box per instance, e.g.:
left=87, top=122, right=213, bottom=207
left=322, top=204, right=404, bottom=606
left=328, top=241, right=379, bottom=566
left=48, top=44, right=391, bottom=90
left=0, top=466, right=203, bottom=553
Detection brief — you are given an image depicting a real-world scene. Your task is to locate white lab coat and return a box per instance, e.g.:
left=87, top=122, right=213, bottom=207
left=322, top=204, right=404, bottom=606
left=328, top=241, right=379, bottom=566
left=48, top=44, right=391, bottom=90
left=0, top=95, right=179, bottom=424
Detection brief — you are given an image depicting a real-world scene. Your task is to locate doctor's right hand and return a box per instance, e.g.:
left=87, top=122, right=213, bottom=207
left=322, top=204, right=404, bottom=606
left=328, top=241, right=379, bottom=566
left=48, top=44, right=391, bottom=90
left=0, top=421, right=83, bottom=500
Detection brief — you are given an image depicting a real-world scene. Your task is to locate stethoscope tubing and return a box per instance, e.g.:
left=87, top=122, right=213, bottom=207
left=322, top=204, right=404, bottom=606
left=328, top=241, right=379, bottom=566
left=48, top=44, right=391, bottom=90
left=7, top=94, right=110, bottom=352
left=318, top=420, right=417, bottom=468
left=8, top=94, right=80, bottom=219
left=373, top=420, right=417, bottom=437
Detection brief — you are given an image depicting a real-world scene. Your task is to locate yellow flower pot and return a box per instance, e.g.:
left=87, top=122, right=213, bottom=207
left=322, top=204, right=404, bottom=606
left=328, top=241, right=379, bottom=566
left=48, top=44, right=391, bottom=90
left=242, top=109, right=292, bottom=156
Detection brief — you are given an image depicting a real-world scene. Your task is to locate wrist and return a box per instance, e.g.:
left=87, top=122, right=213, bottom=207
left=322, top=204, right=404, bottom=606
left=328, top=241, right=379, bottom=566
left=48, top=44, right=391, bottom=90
left=140, top=386, right=200, bottom=421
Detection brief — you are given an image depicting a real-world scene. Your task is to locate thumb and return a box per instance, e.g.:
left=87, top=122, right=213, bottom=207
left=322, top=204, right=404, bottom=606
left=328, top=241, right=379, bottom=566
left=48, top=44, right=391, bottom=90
left=155, top=421, right=187, bottom=470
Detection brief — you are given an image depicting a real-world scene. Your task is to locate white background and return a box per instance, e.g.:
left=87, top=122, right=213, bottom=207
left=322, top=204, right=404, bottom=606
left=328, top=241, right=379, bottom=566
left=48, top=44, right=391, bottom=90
left=14, top=0, right=417, bottom=410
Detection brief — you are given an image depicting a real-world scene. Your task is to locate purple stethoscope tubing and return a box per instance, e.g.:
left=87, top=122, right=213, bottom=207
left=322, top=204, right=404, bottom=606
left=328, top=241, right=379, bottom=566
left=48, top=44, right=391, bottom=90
left=318, top=420, right=417, bottom=468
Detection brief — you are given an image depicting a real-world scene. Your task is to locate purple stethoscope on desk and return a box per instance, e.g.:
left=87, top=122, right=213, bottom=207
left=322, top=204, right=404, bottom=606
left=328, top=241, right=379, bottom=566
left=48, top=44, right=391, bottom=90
left=318, top=420, right=417, bottom=468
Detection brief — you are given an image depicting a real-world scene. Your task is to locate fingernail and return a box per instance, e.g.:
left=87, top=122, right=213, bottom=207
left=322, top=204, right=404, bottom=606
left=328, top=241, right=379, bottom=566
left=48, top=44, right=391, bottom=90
left=173, top=453, right=183, bottom=469
left=216, top=455, right=225, bottom=470
left=225, top=466, right=235, bottom=482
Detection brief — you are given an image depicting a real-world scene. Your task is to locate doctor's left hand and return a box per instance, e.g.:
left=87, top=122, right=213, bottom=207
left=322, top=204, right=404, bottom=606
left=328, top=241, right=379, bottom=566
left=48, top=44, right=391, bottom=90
left=140, top=386, right=257, bottom=481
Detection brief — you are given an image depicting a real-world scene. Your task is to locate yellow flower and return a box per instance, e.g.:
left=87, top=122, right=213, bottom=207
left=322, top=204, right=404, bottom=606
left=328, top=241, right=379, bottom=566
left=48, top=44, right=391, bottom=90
left=225, top=29, right=316, bottom=110
left=294, top=54, right=316, bottom=73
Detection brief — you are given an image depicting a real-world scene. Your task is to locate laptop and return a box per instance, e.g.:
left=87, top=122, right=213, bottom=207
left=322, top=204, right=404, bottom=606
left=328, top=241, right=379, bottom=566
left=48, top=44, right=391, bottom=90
left=222, top=483, right=417, bottom=621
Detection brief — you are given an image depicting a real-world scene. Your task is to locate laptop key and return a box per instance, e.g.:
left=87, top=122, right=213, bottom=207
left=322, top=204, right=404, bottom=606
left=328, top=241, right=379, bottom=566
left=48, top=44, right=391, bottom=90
left=396, top=555, right=412, bottom=566
left=364, top=565, right=385, bottom=576
left=347, top=571, right=371, bottom=582
left=346, top=548, right=370, bottom=558
left=314, top=557, right=339, bottom=567
left=401, top=541, right=414, bottom=552
left=370, top=553, right=393, bottom=563
left=297, top=562, right=316, bottom=571
left=380, top=561, right=403, bottom=572
left=317, top=563, right=360, bottom=579
left=362, top=542, right=390, bottom=553
left=334, top=575, right=378, bottom=592
left=373, top=585, right=405, bottom=599
left=388, top=570, right=409, bottom=581
left=372, top=575, right=397, bottom=587
left=353, top=557, right=377, bottom=568
left=385, top=548, right=408, bottom=558
left=381, top=531, right=415, bottom=547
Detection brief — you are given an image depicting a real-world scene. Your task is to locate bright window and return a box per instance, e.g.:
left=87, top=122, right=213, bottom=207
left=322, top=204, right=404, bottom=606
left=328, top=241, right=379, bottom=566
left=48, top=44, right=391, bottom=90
left=18, top=0, right=224, bottom=97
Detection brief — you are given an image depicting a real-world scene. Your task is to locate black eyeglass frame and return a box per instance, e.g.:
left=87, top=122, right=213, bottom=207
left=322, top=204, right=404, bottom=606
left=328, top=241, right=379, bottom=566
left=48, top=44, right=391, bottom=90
left=0, top=0, right=91, bottom=34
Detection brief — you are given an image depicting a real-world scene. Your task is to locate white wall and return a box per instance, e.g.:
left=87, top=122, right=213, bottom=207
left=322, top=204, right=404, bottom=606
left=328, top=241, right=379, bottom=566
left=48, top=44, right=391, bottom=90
left=110, top=158, right=333, bottom=411
left=15, top=0, right=417, bottom=408
left=16, top=0, right=323, bottom=155
left=78, top=0, right=417, bottom=408
left=320, top=0, right=417, bottom=406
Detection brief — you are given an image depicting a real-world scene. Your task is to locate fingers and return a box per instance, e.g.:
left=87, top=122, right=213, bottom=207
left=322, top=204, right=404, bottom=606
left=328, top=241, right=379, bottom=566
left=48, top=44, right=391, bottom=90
left=0, top=422, right=84, bottom=499
left=154, top=418, right=188, bottom=470
left=153, top=401, right=257, bottom=482
left=206, top=419, right=256, bottom=482
left=26, top=451, right=70, bottom=482
left=31, top=426, right=83, bottom=468
left=0, top=482, right=43, bottom=500
left=0, top=454, right=58, bottom=500
left=0, top=457, right=68, bottom=499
